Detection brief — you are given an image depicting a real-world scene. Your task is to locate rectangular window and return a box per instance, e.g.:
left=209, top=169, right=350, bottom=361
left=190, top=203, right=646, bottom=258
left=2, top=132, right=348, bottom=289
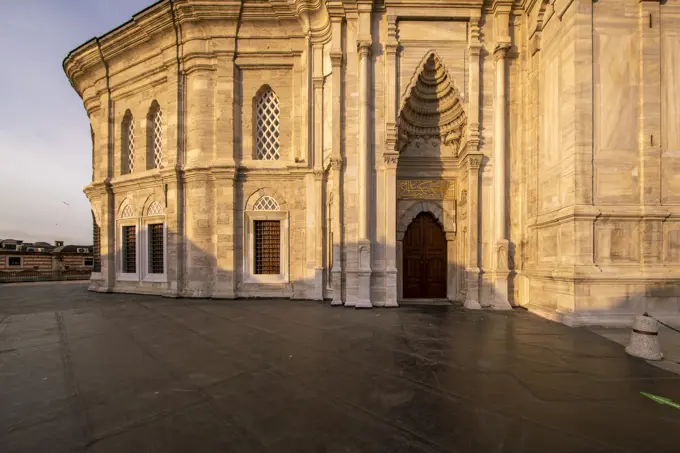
left=148, top=223, right=164, bottom=274
left=84, top=258, right=94, bottom=267
left=122, top=225, right=136, bottom=273
left=8, top=257, right=21, bottom=266
left=254, top=220, right=280, bottom=274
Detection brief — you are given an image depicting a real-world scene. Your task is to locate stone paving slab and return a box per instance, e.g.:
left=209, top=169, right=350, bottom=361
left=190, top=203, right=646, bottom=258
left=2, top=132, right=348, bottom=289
left=1, top=283, right=680, bottom=453
left=591, top=324, right=680, bottom=375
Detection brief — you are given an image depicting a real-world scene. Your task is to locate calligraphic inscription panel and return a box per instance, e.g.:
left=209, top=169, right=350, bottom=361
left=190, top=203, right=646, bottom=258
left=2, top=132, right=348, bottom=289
left=398, top=180, right=455, bottom=200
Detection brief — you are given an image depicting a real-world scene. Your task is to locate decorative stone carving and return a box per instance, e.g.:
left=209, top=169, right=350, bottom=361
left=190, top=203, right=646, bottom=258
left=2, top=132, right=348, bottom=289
left=467, top=155, right=483, bottom=169
left=398, top=180, right=455, bottom=200
left=397, top=54, right=467, bottom=156
left=459, top=189, right=468, bottom=206
left=383, top=154, right=399, bottom=167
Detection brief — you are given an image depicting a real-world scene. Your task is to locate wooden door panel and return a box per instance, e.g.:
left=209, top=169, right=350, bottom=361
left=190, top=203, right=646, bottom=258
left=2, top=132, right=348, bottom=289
left=402, top=212, right=447, bottom=299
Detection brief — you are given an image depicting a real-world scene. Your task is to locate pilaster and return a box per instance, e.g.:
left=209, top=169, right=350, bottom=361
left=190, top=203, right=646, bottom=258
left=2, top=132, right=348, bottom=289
left=491, top=7, right=513, bottom=310
left=465, top=155, right=483, bottom=309
left=212, top=168, right=236, bottom=298
left=329, top=17, right=345, bottom=306
left=356, top=38, right=373, bottom=309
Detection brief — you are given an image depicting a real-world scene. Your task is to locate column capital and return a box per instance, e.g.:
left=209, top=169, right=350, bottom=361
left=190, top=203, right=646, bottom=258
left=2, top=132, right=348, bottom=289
left=330, top=51, right=343, bottom=67
left=469, top=44, right=482, bottom=57
left=358, top=41, right=372, bottom=58
left=383, top=152, right=399, bottom=168
left=312, top=76, right=325, bottom=89
left=493, top=42, right=511, bottom=61
left=329, top=157, right=343, bottom=170
left=467, top=154, right=483, bottom=170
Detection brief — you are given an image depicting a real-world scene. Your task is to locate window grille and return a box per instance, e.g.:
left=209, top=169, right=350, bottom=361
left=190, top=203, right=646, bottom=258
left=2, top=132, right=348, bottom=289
left=147, top=201, right=163, bottom=217
left=255, top=89, right=281, bottom=160
left=254, top=220, right=280, bottom=274
left=253, top=195, right=280, bottom=211
left=121, top=205, right=134, bottom=219
left=127, top=119, right=135, bottom=173
left=148, top=223, right=164, bottom=274
left=93, top=218, right=101, bottom=271
left=122, top=226, right=136, bottom=273
left=153, top=108, right=163, bottom=168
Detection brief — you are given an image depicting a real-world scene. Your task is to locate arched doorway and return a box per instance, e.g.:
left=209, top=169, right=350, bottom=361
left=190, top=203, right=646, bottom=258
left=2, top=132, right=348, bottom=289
left=402, top=212, right=447, bottom=299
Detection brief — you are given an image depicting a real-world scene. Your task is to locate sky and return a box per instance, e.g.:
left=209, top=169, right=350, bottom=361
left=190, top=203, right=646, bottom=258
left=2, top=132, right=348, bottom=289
left=0, top=0, right=153, bottom=245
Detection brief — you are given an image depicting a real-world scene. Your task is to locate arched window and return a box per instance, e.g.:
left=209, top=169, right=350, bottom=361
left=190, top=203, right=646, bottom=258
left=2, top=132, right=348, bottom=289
left=118, top=202, right=137, bottom=275
left=253, top=195, right=280, bottom=211
left=255, top=87, right=280, bottom=160
left=122, top=110, right=135, bottom=174
left=147, top=101, right=163, bottom=169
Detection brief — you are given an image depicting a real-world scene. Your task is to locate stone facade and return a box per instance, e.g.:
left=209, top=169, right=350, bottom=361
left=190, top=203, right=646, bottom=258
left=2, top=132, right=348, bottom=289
left=64, top=0, right=680, bottom=326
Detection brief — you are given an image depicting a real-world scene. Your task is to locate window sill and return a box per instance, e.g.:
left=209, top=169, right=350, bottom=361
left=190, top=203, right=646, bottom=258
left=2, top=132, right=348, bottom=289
left=143, top=274, right=167, bottom=283
left=244, top=274, right=288, bottom=284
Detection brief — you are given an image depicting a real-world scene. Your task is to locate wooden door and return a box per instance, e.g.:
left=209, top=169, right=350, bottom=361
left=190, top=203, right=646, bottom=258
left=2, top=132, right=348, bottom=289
left=403, top=213, right=447, bottom=299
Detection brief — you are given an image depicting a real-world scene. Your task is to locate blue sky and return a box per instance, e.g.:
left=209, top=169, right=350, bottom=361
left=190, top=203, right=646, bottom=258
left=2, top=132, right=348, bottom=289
left=0, top=0, right=152, bottom=245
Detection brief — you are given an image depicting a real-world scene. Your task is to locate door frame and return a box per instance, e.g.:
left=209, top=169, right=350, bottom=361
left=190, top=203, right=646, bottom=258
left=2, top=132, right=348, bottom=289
left=396, top=201, right=457, bottom=302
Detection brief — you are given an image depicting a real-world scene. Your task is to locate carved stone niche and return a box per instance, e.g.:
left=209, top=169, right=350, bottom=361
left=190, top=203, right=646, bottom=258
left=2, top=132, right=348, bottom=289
left=397, top=53, right=467, bottom=157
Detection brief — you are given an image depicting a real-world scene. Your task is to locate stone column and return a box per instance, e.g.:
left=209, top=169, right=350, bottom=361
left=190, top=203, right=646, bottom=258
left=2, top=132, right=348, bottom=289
left=383, top=15, right=399, bottom=307
left=492, top=43, right=513, bottom=309
left=330, top=159, right=344, bottom=305
left=356, top=40, right=373, bottom=308
left=467, top=13, right=482, bottom=148
left=212, top=169, right=236, bottom=298
left=384, top=155, right=399, bottom=306
left=465, top=155, right=483, bottom=309
left=329, top=25, right=344, bottom=305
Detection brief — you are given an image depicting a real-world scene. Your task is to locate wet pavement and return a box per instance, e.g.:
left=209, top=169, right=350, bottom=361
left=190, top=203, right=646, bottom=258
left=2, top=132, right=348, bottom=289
left=1, top=282, right=680, bottom=453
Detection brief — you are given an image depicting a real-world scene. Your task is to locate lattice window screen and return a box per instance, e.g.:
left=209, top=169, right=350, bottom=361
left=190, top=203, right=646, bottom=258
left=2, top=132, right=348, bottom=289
left=255, top=89, right=281, bottom=160
left=120, top=205, right=134, bottom=219
left=253, top=196, right=280, bottom=211
left=153, top=109, right=163, bottom=168
left=127, top=119, right=135, bottom=173
left=147, top=201, right=163, bottom=217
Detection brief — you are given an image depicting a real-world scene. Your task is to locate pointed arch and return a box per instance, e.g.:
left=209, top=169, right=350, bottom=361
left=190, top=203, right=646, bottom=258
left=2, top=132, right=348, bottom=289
left=147, top=100, right=163, bottom=169
left=254, top=85, right=281, bottom=160
left=397, top=201, right=446, bottom=241
left=118, top=199, right=135, bottom=219
left=397, top=52, right=467, bottom=155
left=245, top=187, right=288, bottom=211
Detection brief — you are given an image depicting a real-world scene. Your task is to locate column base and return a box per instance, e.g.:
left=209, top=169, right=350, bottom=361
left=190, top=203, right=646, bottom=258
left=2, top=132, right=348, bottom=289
left=488, top=272, right=513, bottom=310
left=464, top=267, right=482, bottom=309
left=384, top=268, right=398, bottom=307
left=355, top=270, right=372, bottom=308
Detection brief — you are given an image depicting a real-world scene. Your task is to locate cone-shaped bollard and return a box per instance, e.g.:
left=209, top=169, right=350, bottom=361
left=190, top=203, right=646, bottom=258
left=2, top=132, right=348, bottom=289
left=625, top=313, right=663, bottom=361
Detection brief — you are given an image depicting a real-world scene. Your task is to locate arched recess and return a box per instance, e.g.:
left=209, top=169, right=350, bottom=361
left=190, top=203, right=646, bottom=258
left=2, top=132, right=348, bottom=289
left=117, top=199, right=136, bottom=219
left=245, top=187, right=288, bottom=211
left=397, top=51, right=468, bottom=157
left=141, top=194, right=164, bottom=217
left=395, top=201, right=458, bottom=302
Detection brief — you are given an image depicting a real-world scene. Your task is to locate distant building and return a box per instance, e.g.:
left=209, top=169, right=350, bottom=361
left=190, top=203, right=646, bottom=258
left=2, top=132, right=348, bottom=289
left=0, top=240, right=94, bottom=277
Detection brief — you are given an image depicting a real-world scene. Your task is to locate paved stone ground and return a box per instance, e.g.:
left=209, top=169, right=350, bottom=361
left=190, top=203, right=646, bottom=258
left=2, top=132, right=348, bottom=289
left=1, top=283, right=680, bottom=453
left=591, top=324, right=680, bottom=376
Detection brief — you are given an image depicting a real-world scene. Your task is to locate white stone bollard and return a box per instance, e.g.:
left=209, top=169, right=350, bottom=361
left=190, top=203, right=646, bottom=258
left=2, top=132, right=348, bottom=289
left=625, top=314, right=663, bottom=361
